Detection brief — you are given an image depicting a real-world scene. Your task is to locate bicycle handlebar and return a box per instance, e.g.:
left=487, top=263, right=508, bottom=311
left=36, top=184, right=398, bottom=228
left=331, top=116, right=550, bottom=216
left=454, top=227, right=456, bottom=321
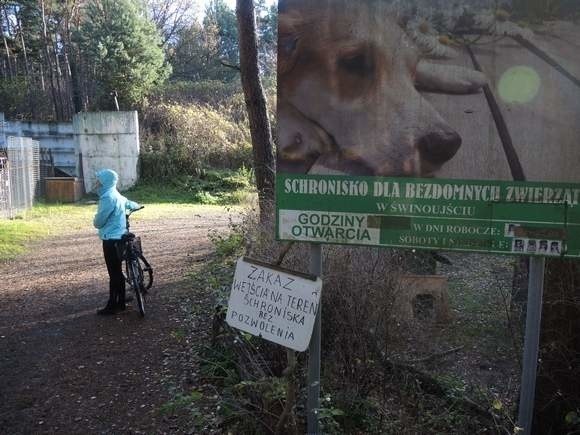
left=127, top=205, right=144, bottom=216
left=125, top=206, right=144, bottom=232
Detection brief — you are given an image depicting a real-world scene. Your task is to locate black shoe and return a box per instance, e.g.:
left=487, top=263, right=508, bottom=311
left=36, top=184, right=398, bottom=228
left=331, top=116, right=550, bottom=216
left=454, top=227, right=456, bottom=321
left=97, top=303, right=126, bottom=315
left=97, top=305, right=118, bottom=315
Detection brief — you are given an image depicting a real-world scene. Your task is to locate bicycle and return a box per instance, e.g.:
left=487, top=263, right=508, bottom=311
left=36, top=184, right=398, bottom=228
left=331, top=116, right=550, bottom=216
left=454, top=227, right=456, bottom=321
left=118, top=206, right=153, bottom=317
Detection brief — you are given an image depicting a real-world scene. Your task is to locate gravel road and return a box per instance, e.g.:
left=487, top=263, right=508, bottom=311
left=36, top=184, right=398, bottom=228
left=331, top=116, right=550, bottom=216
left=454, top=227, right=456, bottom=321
left=0, top=208, right=231, bottom=434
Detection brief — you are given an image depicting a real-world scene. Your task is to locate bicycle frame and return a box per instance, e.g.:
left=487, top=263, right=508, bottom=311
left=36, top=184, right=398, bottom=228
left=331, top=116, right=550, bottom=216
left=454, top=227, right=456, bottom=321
left=120, top=207, right=153, bottom=316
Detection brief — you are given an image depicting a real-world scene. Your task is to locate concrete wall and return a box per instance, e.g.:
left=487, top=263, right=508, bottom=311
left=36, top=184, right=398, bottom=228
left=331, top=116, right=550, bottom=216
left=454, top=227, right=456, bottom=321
left=75, top=111, right=140, bottom=192
left=1, top=111, right=140, bottom=191
left=0, top=113, right=77, bottom=175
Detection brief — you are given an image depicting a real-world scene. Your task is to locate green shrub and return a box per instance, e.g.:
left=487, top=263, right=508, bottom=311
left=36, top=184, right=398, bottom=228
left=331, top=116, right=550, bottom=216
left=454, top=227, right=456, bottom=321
left=154, top=78, right=276, bottom=117
left=0, top=77, right=54, bottom=120
left=128, top=168, right=256, bottom=205
left=155, top=80, right=243, bottom=107
left=140, top=78, right=278, bottom=181
left=158, top=390, right=204, bottom=416
left=209, top=230, right=245, bottom=258
left=140, top=101, right=252, bottom=178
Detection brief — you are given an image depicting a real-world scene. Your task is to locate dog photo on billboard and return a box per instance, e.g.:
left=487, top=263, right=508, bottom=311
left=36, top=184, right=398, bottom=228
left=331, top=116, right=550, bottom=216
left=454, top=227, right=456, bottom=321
left=277, top=0, right=488, bottom=177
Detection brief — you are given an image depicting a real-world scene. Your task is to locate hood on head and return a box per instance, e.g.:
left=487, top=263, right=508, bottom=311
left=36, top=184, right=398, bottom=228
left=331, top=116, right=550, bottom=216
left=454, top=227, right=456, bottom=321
left=96, top=169, right=118, bottom=192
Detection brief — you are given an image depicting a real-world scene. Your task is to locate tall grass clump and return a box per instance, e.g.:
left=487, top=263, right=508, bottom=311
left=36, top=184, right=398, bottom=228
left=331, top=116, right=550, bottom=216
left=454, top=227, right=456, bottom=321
left=199, top=205, right=411, bottom=433
left=140, top=101, right=253, bottom=180
left=127, top=167, right=256, bottom=206
left=154, top=79, right=276, bottom=123
left=154, top=80, right=244, bottom=108
left=198, top=205, right=521, bottom=433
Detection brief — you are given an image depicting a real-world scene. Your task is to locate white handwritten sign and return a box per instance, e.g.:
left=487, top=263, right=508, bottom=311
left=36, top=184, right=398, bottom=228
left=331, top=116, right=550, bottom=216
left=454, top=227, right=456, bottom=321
left=226, top=257, right=322, bottom=352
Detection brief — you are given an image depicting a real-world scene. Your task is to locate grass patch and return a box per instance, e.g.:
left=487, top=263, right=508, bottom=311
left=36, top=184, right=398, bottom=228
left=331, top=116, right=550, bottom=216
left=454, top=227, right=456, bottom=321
left=0, top=203, right=95, bottom=261
left=0, top=196, right=237, bottom=261
left=0, top=219, right=49, bottom=259
left=128, top=168, right=256, bottom=205
left=156, top=390, right=206, bottom=429
left=25, top=203, right=96, bottom=232
left=443, top=257, right=518, bottom=354
left=158, top=390, right=204, bottom=416
left=0, top=170, right=252, bottom=261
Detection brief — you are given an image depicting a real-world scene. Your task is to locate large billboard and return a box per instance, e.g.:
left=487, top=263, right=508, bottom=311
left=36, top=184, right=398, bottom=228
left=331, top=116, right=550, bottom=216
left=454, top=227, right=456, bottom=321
left=276, top=0, right=580, bottom=257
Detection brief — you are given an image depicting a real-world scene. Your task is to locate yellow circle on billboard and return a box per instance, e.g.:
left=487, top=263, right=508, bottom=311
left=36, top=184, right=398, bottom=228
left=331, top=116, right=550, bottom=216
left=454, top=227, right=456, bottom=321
left=498, top=66, right=541, bottom=104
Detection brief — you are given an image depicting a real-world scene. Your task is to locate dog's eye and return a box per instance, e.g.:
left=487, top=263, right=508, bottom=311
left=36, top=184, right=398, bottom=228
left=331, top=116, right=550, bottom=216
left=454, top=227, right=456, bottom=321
left=280, top=35, right=298, bottom=55
left=337, top=53, right=374, bottom=77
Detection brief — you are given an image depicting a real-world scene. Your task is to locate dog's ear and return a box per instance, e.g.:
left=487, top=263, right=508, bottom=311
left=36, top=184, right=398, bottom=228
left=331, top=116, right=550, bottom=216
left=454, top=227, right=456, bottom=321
left=278, top=9, right=303, bottom=76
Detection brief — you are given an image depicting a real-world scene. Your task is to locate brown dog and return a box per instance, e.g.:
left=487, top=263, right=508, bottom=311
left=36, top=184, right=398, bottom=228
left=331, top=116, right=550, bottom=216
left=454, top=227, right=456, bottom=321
left=278, top=0, right=487, bottom=177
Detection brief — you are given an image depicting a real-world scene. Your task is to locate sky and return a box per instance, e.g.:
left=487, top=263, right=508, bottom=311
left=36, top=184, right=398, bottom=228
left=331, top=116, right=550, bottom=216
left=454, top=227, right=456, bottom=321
left=202, top=0, right=277, bottom=11
left=195, top=0, right=277, bottom=22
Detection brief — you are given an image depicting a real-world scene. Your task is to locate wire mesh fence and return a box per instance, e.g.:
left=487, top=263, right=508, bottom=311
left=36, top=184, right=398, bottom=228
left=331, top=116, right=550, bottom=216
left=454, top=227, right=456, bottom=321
left=0, top=153, right=12, bottom=218
left=0, top=137, right=40, bottom=218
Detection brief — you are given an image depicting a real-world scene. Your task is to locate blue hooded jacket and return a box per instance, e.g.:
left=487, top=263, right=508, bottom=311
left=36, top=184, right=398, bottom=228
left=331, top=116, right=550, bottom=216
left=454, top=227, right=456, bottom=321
left=93, top=169, right=140, bottom=240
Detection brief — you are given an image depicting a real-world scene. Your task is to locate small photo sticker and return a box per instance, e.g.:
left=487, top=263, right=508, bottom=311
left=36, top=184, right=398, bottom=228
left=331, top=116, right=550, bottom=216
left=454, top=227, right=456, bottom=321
left=513, top=238, right=525, bottom=252
left=538, top=240, right=548, bottom=253
left=526, top=239, right=537, bottom=253
left=549, top=241, right=561, bottom=255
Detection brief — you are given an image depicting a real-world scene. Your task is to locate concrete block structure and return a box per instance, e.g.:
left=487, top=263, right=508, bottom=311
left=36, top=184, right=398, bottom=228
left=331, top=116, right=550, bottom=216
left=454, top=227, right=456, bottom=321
left=75, top=111, right=140, bottom=192
left=0, top=112, right=76, bottom=175
left=0, top=111, right=140, bottom=193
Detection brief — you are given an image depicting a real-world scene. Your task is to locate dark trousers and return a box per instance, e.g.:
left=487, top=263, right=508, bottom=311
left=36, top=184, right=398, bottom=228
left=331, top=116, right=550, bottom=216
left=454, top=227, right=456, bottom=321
left=103, top=239, right=125, bottom=307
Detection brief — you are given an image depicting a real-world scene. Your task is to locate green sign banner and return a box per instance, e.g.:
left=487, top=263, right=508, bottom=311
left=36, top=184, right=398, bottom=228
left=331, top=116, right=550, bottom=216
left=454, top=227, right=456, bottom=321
left=276, top=174, right=580, bottom=258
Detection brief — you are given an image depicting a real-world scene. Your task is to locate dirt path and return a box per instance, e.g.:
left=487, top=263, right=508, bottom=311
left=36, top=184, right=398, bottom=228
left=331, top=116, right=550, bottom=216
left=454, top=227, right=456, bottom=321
left=0, top=208, right=231, bottom=434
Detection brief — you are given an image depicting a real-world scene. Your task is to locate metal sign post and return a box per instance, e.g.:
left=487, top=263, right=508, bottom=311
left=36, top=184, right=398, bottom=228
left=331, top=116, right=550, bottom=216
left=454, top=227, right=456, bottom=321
left=517, top=256, right=546, bottom=435
left=307, top=243, right=322, bottom=434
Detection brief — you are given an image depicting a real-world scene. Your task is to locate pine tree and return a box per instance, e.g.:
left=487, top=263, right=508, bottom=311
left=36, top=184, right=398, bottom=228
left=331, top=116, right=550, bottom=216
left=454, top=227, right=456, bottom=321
left=76, top=0, right=170, bottom=110
left=203, top=0, right=239, bottom=81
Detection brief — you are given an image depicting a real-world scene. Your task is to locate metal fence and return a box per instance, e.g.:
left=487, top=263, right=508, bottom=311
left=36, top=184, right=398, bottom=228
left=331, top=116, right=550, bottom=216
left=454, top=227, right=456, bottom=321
left=0, top=137, right=40, bottom=218
left=0, top=153, right=11, bottom=218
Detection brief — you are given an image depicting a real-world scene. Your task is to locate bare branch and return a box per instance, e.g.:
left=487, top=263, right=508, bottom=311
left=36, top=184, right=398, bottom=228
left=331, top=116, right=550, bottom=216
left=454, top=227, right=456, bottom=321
left=219, top=59, right=241, bottom=71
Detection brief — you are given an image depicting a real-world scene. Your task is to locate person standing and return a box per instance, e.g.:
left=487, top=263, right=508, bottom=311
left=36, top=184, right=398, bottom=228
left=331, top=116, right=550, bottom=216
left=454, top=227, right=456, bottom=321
left=93, top=169, right=140, bottom=315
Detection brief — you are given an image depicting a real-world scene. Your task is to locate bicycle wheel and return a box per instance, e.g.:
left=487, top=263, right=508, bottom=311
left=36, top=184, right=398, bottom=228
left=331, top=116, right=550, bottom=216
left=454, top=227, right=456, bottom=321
left=139, top=254, right=153, bottom=290
left=129, top=260, right=146, bottom=317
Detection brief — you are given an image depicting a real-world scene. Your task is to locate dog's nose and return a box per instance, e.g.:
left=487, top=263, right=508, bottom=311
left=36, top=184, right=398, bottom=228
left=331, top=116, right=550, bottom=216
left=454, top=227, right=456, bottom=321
left=417, top=129, right=462, bottom=165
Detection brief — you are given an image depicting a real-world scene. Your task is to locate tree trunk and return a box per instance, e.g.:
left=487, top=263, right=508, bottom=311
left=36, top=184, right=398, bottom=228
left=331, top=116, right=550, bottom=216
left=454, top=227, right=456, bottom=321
left=39, top=63, right=46, bottom=92
left=40, top=0, right=61, bottom=120
left=65, top=2, right=83, bottom=114
left=69, top=54, right=83, bottom=114
left=1, top=33, right=12, bottom=79
left=1, top=7, right=14, bottom=79
left=17, top=17, right=31, bottom=80
left=236, top=0, right=275, bottom=220
left=17, top=17, right=35, bottom=118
